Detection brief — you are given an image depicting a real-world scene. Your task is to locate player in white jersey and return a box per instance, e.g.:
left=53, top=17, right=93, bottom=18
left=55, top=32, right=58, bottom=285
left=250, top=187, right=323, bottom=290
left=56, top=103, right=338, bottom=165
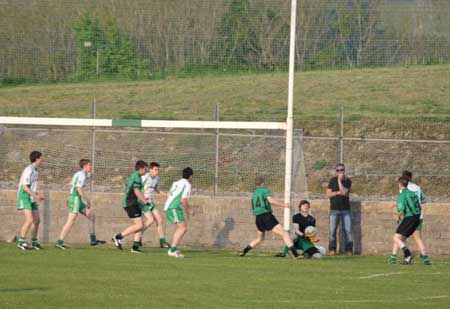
left=139, top=162, right=170, bottom=248
left=55, top=159, right=105, bottom=249
left=164, top=167, right=194, bottom=258
left=388, top=170, right=430, bottom=265
left=16, top=151, right=46, bottom=250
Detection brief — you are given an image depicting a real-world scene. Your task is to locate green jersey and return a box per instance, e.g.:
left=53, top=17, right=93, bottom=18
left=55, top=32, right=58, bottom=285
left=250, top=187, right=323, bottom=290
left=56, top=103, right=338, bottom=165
left=122, top=171, right=143, bottom=208
left=251, top=186, right=272, bottom=216
left=397, top=188, right=421, bottom=218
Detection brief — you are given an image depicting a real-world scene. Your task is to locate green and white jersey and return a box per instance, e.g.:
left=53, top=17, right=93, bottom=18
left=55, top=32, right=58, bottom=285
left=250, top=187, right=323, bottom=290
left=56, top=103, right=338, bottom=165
left=397, top=188, right=421, bottom=218
left=17, top=164, right=39, bottom=202
left=141, top=173, right=160, bottom=203
left=251, top=186, right=272, bottom=216
left=70, top=171, right=87, bottom=197
left=122, top=171, right=143, bottom=208
left=164, top=178, right=191, bottom=211
left=407, top=182, right=426, bottom=219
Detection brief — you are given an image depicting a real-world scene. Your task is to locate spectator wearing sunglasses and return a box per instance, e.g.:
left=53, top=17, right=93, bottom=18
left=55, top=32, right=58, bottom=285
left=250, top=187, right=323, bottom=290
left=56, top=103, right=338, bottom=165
left=326, top=163, right=353, bottom=256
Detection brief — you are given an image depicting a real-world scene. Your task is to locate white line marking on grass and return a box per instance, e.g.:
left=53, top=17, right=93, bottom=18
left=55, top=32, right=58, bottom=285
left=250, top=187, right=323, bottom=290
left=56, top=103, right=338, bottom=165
left=358, top=271, right=404, bottom=279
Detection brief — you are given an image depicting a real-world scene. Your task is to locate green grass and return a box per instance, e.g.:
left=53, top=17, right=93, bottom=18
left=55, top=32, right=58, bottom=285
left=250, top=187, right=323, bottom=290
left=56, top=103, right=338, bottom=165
left=0, top=65, right=449, bottom=128
left=1, top=244, right=449, bottom=308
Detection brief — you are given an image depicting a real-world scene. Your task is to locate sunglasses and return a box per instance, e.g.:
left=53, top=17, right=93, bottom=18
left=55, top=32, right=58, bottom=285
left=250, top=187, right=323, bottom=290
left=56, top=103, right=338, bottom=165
left=336, top=169, right=345, bottom=172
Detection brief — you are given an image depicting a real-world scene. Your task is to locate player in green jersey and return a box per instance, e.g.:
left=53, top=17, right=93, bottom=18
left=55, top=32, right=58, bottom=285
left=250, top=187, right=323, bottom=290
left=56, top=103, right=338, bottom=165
left=16, top=151, right=46, bottom=250
left=112, top=160, right=149, bottom=253
left=239, top=176, right=301, bottom=259
left=55, top=159, right=105, bottom=249
left=391, top=177, right=422, bottom=265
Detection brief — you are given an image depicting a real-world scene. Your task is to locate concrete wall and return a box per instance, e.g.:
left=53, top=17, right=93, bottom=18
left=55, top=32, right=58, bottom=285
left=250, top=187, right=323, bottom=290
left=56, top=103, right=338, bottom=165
left=1, top=190, right=449, bottom=257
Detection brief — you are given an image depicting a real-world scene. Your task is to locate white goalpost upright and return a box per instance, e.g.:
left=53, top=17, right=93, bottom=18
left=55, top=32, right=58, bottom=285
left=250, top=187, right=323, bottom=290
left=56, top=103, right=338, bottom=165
left=284, top=0, right=298, bottom=231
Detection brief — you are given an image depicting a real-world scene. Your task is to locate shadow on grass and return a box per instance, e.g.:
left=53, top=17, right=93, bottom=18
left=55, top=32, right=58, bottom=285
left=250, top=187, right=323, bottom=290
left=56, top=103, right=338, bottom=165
left=0, top=287, right=49, bottom=293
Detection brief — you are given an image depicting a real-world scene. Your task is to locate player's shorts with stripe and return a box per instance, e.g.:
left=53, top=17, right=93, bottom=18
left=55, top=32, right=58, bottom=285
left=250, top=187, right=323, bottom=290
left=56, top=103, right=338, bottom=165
left=165, top=208, right=185, bottom=223
left=17, top=196, right=38, bottom=211
left=124, top=203, right=142, bottom=218
left=396, top=215, right=421, bottom=237
left=141, top=202, right=157, bottom=213
left=69, top=195, right=87, bottom=213
left=255, top=212, right=279, bottom=232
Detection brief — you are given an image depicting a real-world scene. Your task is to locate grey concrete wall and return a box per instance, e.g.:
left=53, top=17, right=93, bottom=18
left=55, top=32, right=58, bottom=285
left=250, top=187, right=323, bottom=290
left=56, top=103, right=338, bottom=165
left=1, top=190, right=449, bottom=257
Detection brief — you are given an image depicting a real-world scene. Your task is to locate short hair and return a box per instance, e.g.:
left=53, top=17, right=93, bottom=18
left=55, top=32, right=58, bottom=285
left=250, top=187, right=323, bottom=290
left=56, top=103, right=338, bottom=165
left=135, top=160, right=148, bottom=170
left=182, top=167, right=194, bottom=179
left=336, top=163, right=345, bottom=169
left=149, top=162, right=160, bottom=169
left=30, top=151, right=42, bottom=163
left=298, top=200, right=310, bottom=208
left=398, top=176, right=409, bottom=188
left=79, top=159, right=92, bottom=169
left=402, top=170, right=413, bottom=180
left=255, top=176, right=265, bottom=186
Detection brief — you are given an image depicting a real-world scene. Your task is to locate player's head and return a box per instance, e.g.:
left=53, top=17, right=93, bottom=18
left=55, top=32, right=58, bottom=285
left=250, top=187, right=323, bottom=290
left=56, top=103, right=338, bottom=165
left=298, top=200, right=310, bottom=213
left=255, top=176, right=265, bottom=187
left=149, top=162, right=160, bottom=177
left=182, top=167, right=194, bottom=181
left=79, top=159, right=92, bottom=172
left=30, top=151, right=42, bottom=166
left=335, top=163, right=345, bottom=175
left=397, top=176, right=409, bottom=189
left=402, top=170, right=413, bottom=181
left=135, top=160, right=149, bottom=175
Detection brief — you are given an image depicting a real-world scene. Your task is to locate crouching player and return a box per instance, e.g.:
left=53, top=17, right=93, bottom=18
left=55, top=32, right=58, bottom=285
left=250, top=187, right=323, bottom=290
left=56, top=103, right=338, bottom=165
left=140, top=162, right=170, bottom=248
left=275, top=200, right=325, bottom=259
left=239, top=177, right=301, bottom=259
left=164, top=167, right=194, bottom=258
left=56, top=159, right=105, bottom=249
left=390, top=177, right=422, bottom=265
left=112, top=160, right=149, bottom=253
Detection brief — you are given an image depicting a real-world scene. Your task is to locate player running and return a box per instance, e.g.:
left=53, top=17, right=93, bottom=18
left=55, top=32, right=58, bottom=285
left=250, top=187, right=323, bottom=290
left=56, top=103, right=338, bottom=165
left=55, top=159, right=105, bottom=249
left=390, top=176, right=422, bottom=265
left=112, top=160, right=149, bottom=253
left=140, top=162, right=170, bottom=248
left=164, top=167, right=194, bottom=258
left=16, top=151, right=46, bottom=250
left=239, top=176, right=301, bottom=259
left=275, top=200, right=325, bottom=259
left=388, top=171, right=430, bottom=265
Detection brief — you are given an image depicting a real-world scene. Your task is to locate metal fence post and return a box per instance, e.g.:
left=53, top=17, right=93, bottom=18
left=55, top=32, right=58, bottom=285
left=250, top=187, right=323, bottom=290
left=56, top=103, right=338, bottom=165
left=91, top=99, right=96, bottom=192
left=339, top=106, right=344, bottom=164
left=214, top=103, right=220, bottom=195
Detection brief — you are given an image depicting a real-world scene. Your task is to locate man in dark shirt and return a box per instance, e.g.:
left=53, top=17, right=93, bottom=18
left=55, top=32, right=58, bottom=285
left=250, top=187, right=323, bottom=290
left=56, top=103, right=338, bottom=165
left=326, top=163, right=353, bottom=256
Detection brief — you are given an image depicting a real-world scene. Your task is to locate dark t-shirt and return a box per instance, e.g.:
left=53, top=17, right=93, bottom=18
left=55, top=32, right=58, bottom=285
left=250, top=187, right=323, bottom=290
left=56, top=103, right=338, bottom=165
left=292, top=213, right=316, bottom=233
left=328, top=176, right=352, bottom=211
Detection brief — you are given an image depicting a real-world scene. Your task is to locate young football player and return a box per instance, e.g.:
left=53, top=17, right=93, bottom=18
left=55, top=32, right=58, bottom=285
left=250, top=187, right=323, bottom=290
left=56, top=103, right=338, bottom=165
left=140, top=162, right=170, bottom=248
left=164, top=167, right=194, bottom=258
left=112, top=160, right=149, bottom=253
left=391, top=176, right=422, bottom=265
left=55, top=159, right=105, bottom=249
left=17, top=151, right=46, bottom=250
left=275, top=200, right=324, bottom=259
left=239, top=176, right=300, bottom=259
left=388, top=171, right=430, bottom=265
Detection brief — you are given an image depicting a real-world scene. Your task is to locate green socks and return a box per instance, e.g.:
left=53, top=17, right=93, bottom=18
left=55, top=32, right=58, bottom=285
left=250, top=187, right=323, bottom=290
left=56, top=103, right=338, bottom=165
left=159, top=237, right=166, bottom=245
left=31, top=238, right=38, bottom=246
left=18, top=237, right=26, bottom=245
left=132, top=241, right=140, bottom=250
left=56, top=239, right=64, bottom=246
left=90, top=234, right=97, bottom=244
left=282, top=245, right=289, bottom=256
left=421, top=255, right=431, bottom=265
left=389, top=254, right=397, bottom=263
left=401, top=246, right=412, bottom=257
left=169, top=246, right=177, bottom=253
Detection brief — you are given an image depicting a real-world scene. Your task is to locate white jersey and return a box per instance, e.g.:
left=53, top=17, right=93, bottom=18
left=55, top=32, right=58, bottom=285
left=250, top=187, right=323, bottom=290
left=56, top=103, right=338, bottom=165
left=18, top=165, right=40, bottom=202
left=164, top=178, right=191, bottom=211
left=407, top=181, right=426, bottom=219
left=70, top=171, right=87, bottom=196
left=141, top=173, right=160, bottom=203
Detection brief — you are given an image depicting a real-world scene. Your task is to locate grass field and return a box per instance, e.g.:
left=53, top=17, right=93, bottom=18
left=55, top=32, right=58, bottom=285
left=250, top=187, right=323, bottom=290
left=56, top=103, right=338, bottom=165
left=1, top=244, right=450, bottom=308
left=0, top=65, right=449, bottom=127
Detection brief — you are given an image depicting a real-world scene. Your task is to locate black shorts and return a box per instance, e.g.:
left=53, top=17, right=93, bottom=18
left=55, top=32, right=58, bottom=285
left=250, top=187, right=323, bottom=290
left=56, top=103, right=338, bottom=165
left=396, top=215, right=420, bottom=237
left=304, top=246, right=320, bottom=257
left=255, top=213, right=279, bottom=232
left=124, top=204, right=142, bottom=219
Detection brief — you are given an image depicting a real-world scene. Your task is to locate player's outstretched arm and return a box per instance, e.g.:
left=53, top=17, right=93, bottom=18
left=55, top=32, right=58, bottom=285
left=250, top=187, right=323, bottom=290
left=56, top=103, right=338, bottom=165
left=267, top=196, right=289, bottom=208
